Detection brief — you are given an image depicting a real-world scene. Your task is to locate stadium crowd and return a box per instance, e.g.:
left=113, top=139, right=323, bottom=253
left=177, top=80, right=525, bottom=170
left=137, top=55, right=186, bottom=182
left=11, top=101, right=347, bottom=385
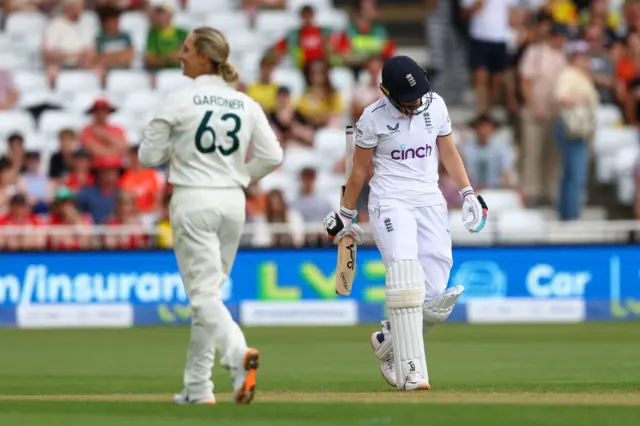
left=0, top=0, right=639, bottom=251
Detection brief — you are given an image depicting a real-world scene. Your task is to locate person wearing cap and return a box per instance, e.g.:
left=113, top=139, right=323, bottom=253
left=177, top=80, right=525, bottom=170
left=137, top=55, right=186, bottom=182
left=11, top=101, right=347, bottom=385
left=138, top=27, right=283, bottom=405
left=0, top=194, right=45, bottom=251
left=322, top=55, right=488, bottom=391
left=42, top=0, right=96, bottom=86
left=518, top=21, right=568, bottom=207
left=459, top=114, right=515, bottom=190
left=144, top=0, right=189, bottom=71
left=554, top=40, right=598, bottom=221
left=47, top=186, right=93, bottom=251
left=79, top=98, right=128, bottom=167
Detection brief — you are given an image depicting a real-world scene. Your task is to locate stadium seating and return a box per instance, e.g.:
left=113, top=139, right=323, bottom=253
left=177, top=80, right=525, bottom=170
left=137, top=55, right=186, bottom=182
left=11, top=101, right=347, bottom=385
left=106, top=70, right=153, bottom=96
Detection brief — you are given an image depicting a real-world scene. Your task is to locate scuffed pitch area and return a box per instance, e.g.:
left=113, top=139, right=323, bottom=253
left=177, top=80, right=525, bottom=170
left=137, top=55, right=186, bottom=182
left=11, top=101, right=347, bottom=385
left=1, top=391, right=640, bottom=406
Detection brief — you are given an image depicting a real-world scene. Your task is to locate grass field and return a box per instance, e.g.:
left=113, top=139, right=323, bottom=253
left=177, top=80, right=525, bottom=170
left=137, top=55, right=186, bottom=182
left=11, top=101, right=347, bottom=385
left=1, top=322, right=639, bottom=425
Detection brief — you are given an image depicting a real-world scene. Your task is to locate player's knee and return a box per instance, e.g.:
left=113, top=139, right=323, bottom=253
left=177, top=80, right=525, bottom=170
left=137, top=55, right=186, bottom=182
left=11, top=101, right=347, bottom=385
left=385, top=260, right=426, bottom=309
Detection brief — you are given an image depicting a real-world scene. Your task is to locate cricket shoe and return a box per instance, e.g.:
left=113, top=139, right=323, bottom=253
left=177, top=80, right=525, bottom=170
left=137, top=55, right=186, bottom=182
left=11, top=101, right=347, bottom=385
left=401, top=372, right=431, bottom=391
left=370, top=321, right=396, bottom=388
left=232, top=348, right=260, bottom=404
left=173, top=389, right=216, bottom=405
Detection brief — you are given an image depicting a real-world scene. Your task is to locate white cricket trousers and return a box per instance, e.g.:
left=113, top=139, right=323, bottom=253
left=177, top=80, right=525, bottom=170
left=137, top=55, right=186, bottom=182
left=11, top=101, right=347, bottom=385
left=170, top=186, right=248, bottom=399
left=369, top=203, right=453, bottom=299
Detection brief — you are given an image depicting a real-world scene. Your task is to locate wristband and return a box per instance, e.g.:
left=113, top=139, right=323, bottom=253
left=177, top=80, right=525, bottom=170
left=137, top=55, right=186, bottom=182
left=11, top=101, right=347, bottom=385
left=459, top=187, right=474, bottom=199
left=339, top=206, right=357, bottom=223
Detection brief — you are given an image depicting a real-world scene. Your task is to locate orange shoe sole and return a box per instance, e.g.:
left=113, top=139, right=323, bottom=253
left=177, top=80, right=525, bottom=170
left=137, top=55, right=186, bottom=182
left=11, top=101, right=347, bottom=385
left=235, top=348, right=260, bottom=404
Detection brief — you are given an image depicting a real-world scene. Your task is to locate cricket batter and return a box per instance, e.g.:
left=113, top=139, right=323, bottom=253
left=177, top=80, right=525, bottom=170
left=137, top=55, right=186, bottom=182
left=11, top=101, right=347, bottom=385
left=323, top=56, right=488, bottom=390
left=139, top=27, right=283, bottom=404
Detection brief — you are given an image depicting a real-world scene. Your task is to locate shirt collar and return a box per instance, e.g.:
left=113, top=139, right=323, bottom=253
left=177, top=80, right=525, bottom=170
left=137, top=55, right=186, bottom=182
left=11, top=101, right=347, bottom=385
left=385, top=101, right=405, bottom=119
left=194, top=74, right=229, bottom=86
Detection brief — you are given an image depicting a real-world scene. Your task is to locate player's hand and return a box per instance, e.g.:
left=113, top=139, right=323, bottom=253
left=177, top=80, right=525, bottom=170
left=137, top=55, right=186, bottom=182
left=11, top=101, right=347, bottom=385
left=323, top=207, right=364, bottom=245
left=460, top=187, right=488, bottom=233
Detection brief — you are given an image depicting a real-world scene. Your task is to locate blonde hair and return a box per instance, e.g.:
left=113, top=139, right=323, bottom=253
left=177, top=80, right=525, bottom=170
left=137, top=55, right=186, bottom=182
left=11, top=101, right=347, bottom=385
left=192, top=27, right=240, bottom=85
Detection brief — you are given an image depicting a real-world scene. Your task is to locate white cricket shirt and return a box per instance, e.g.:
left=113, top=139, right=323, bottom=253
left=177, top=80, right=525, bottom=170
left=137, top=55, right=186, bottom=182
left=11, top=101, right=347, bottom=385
left=461, top=0, right=516, bottom=43
left=355, top=93, right=452, bottom=210
left=139, top=74, right=283, bottom=188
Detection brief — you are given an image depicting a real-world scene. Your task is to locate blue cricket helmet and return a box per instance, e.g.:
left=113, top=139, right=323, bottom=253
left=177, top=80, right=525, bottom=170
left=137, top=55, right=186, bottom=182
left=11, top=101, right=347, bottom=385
left=380, top=55, right=433, bottom=115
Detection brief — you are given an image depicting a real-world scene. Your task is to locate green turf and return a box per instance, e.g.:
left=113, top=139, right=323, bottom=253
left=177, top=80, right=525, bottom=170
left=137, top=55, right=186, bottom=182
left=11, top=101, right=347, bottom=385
left=1, top=323, right=639, bottom=425
left=0, top=401, right=638, bottom=426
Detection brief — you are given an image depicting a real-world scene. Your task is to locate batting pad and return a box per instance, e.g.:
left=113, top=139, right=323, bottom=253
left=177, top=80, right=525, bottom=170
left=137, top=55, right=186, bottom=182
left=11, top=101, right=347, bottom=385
left=423, top=285, right=464, bottom=334
left=385, top=260, right=427, bottom=388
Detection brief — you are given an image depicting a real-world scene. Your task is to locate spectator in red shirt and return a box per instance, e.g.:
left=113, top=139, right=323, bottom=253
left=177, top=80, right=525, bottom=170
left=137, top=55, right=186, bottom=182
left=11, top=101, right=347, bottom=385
left=0, top=194, right=45, bottom=251
left=80, top=98, right=128, bottom=167
left=103, top=191, right=149, bottom=250
left=119, top=145, right=164, bottom=216
left=47, top=186, right=94, bottom=251
left=273, top=5, right=336, bottom=70
left=64, top=148, right=95, bottom=192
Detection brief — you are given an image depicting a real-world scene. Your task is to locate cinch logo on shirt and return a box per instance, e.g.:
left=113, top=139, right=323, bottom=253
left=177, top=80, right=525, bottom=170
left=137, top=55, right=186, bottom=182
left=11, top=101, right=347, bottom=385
left=391, top=143, right=433, bottom=161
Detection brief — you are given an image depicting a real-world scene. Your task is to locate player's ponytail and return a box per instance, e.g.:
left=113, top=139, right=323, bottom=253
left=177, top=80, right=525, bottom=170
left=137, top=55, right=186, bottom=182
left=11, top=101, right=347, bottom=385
left=192, top=26, right=240, bottom=85
left=220, top=62, right=240, bottom=85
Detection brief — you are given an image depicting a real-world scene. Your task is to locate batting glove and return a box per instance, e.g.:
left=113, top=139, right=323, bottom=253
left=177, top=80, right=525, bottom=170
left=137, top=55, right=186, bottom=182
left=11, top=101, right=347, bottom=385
left=460, top=187, right=488, bottom=233
left=323, top=207, right=364, bottom=245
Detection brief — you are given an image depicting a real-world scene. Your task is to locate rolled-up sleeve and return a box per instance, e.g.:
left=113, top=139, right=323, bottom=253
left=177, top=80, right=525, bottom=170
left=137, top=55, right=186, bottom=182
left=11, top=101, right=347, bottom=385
left=138, top=93, right=179, bottom=168
left=246, top=100, right=284, bottom=181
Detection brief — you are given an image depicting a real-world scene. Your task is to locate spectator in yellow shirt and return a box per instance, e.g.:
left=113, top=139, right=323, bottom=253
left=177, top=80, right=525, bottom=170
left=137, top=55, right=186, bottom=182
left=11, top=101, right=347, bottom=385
left=246, top=51, right=281, bottom=113
left=295, top=59, right=343, bottom=129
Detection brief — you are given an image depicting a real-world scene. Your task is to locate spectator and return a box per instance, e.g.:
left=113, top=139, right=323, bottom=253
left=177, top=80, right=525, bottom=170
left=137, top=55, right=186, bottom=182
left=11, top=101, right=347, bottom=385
left=80, top=98, right=128, bottom=166
left=290, top=167, right=333, bottom=245
left=245, top=181, right=268, bottom=222
left=296, top=59, right=344, bottom=130
left=5, top=133, right=25, bottom=176
left=269, top=87, right=314, bottom=145
left=460, top=114, right=515, bottom=190
left=519, top=22, right=568, bottom=207
left=246, top=51, right=280, bottom=114
left=583, top=23, right=616, bottom=105
left=94, top=6, right=135, bottom=82
left=47, top=186, right=93, bottom=251
left=0, top=69, right=18, bottom=110
left=63, top=149, right=95, bottom=192
left=273, top=5, right=335, bottom=70
left=76, top=158, right=121, bottom=224
left=103, top=191, right=149, bottom=249
left=579, top=0, right=621, bottom=46
left=119, top=145, right=164, bottom=216
left=156, top=192, right=173, bottom=248
left=144, top=1, right=188, bottom=71
left=352, top=55, right=383, bottom=122
left=461, top=0, right=518, bottom=113
left=635, top=156, right=640, bottom=219
left=0, top=158, right=18, bottom=215
left=18, top=151, right=53, bottom=213
left=544, top=0, right=579, bottom=30
left=49, top=128, right=79, bottom=182
left=42, top=0, right=96, bottom=87
left=0, top=194, right=45, bottom=251
left=334, top=0, right=395, bottom=79
left=425, top=0, right=470, bottom=105
left=264, top=189, right=294, bottom=247
left=617, top=32, right=640, bottom=124
left=554, top=41, right=598, bottom=221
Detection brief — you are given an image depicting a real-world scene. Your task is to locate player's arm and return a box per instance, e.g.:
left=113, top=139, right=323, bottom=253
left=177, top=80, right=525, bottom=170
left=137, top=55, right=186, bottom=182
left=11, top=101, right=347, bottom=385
left=139, top=93, right=178, bottom=168
left=246, top=101, right=284, bottom=181
left=342, top=146, right=372, bottom=210
left=437, top=133, right=472, bottom=191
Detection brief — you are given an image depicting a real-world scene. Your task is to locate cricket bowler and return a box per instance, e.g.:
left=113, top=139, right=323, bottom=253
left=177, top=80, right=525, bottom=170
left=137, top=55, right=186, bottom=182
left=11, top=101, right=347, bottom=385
left=138, top=27, right=283, bottom=404
left=323, top=56, right=488, bottom=390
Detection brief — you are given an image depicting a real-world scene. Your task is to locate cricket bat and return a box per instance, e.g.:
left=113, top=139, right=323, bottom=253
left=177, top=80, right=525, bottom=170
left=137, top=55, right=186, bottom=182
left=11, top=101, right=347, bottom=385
left=335, top=125, right=357, bottom=296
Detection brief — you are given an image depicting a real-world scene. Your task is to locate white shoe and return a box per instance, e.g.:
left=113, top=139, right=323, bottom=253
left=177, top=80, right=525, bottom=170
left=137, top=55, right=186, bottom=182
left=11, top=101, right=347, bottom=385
left=173, top=389, right=216, bottom=405
left=370, top=325, right=396, bottom=388
left=401, top=372, right=430, bottom=391
left=231, top=348, right=260, bottom=404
